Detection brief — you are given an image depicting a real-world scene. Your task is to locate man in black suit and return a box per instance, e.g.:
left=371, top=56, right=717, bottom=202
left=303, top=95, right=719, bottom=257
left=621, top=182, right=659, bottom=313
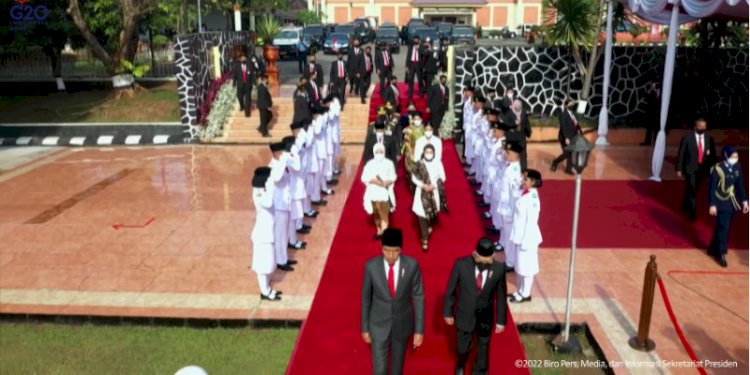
left=504, top=99, right=532, bottom=170
left=361, top=228, right=425, bottom=375
left=304, top=54, right=325, bottom=90
left=232, top=55, right=252, bottom=117
left=364, top=119, right=398, bottom=165
left=443, top=238, right=507, bottom=375
left=404, top=36, right=423, bottom=100
left=438, top=37, right=450, bottom=73
left=421, top=39, right=439, bottom=96
left=375, top=44, right=394, bottom=95
left=330, top=51, right=348, bottom=109
left=306, top=71, right=322, bottom=107
left=550, top=99, right=579, bottom=175
left=676, top=118, right=716, bottom=221
left=641, top=82, right=661, bottom=146
left=382, top=76, right=401, bottom=113
left=426, top=74, right=448, bottom=129
left=249, top=53, right=266, bottom=81
left=256, top=75, right=272, bottom=137
left=360, top=46, right=374, bottom=104
left=292, top=83, right=311, bottom=125
left=498, top=86, right=516, bottom=114
left=347, top=38, right=365, bottom=96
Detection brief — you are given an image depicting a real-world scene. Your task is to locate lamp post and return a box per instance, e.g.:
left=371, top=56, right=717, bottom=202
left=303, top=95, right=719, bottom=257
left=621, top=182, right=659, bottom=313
left=552, top=133, right=594, bottom=354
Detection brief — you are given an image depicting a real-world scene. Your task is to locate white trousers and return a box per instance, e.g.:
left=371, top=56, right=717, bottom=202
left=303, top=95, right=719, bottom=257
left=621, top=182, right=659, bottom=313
left=318, top=158, right=329, bottom=191
left=502, top=217, right=515, bottom=266
left=257, top=273, right=271, bottom=295
left=274, top=210, right=290, bottom=265
left=516, top=275, right=534, bottom=298
left=307, top=172, right=321, bottom=202
left=288, top=213, right=299, bottom=245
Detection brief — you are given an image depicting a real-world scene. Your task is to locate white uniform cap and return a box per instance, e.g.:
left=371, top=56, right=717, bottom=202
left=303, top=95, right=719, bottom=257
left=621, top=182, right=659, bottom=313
left=175, top=366, right=208, bottom=375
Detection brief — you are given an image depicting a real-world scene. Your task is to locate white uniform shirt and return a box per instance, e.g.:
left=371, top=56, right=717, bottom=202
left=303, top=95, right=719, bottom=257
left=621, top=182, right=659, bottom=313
left=498, top=161, right=523, bottom=218
left=510, top=188, right=543, bottom=249
left=288, top=145, right=306, bottom=200
left=268, top=154, right=295, bottom=211
left=251, top=185, right=275, bottom=244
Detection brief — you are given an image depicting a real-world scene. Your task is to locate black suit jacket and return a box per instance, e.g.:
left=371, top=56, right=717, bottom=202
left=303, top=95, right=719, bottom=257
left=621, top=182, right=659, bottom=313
left=499, top=96, right=514, bottom=112
left=443, top=257, right=507, bottom=333
left=504, top=111, right=532, bottom=141
left=363, top=53, right=374, bottom=76
left=256, top=84, right=272, bottom=110
left=375, top=50, right=394, bottom=74
left=292, top=93, right=311, bottom=124
left=405, top=44, right=422, bottom=70
left=558, top=109, right=579, bottom=142
left=361, top=255, right=425, bottom=341
left=347, top=48, right=365, bottom=77
left=330, top=60, right=348, bottom=84
left=232, top=61, right=252, bottom=88
left=423, top=49, right=439, bottom=73
left=306, top=81, right=322, bottom=104
left=427, top=83, right=447, bottom=113
left=303, top=62, right=325, bottom=88
left=363, top=129, right=398, bottom=165
left=250, top=57, right=266, bottom=80
left=677, top=131, right=716, bottom=175
left=382, top=84, right=400, bottom=108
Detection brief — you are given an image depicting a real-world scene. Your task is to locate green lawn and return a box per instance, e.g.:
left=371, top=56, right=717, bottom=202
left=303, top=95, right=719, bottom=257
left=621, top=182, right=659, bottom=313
left=0, top=322, right=298, bottom=375
left=0, top=82, right=180, bottom=123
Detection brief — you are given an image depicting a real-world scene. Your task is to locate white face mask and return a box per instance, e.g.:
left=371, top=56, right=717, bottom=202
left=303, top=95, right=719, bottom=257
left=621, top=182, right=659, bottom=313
left=425, top=130, right=433, bottom=138
left=414, top=120, right=422, bottom=126
left=424, top=153, right=434, bottom=162
left=374, top=154, right=385, bottom=161
left=728, top=158, right=739, bottom=166
left=507, top=93, right=513, bottom=98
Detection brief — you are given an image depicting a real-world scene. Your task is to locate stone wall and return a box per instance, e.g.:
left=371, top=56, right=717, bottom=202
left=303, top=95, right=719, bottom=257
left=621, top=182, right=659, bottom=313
left=454, top=46, right=748, bottom=127
left=174, top=32, right=251, bottom=137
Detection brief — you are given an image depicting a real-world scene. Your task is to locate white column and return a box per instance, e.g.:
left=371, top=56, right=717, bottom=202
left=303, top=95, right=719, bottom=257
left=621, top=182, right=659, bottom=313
left=650, top=0, right=680, bottom=182
left=471, top=10, right=476, bottom=27
left=514, top=0, right=523, bottom=28
left=233, top=4, right=242, bottom=31
left=595, top=0, right=614, bottom=146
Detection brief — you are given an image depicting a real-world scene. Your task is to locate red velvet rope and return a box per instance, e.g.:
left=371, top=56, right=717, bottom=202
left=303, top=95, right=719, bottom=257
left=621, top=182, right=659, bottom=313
left=656, top=275, right=708, bottom=375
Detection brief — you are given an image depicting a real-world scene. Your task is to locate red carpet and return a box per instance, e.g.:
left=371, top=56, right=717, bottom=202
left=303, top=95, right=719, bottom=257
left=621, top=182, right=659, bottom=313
left=369, top=82, right=431, bottom=123
left=286, top=141, right=528, bottom=374
left=538, top=179, right=749, bottom=249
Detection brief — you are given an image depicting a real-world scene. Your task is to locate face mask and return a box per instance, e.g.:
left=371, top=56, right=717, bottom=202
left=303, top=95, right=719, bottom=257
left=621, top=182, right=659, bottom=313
left=425, top=130, right=433, bottom=138
left=475, top=262, right=491, bottom=272
left=728, top=158, right=739, bottom=165
left=413, top=120, right=422, bottom=126
left=696, top=128, right=705, bottom=135
left=507, top=93, right=513, bottom=98
left=424, top=154, right=434, bottom=162
left=338, top=57, right=343, bottom=61
left=374, top=154, right=385, bottom=161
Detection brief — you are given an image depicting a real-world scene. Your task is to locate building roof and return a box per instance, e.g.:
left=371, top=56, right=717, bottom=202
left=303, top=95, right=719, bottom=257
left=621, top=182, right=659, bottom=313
left=409, top=0, right=487, bottom=7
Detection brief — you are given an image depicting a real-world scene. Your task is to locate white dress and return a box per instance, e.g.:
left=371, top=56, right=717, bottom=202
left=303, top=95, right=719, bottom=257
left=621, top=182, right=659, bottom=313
left=413, top=135, right=443, bottom=162
left=411, top=160, right=446, bottom=218
left=361, top=157, right=397, bottom=214
left=251, top=185, right=276, bottom=274
left=510, top=188, right=543, bottom=276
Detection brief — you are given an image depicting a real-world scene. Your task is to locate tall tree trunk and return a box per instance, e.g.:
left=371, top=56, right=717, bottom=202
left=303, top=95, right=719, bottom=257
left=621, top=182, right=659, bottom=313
left=67, top=0, right=114, bottom=71
left=182, top=0, right=189, bottom=34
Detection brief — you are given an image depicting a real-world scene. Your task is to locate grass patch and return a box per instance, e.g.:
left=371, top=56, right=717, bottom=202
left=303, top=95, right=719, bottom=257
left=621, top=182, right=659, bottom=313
left=0, top=322, right=298, bottom=375
left=0, top=82, right=180, bottom=123
left=521, top=332, right=608, bottom=375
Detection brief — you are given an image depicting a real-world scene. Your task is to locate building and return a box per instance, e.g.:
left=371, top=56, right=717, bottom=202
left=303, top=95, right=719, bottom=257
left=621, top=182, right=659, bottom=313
left=309, top=0, right=543, bottom=29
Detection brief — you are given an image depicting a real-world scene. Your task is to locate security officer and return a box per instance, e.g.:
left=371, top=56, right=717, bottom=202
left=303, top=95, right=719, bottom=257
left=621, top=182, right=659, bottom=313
left=707, top=146, right=748, bottom=267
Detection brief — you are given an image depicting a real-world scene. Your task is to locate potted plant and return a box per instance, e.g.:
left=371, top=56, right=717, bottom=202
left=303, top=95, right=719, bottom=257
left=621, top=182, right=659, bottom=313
left=256, top=14, right=282, bottom=86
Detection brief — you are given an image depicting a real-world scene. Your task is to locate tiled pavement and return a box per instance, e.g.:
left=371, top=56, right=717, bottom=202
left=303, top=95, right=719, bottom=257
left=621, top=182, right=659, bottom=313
left=0, top=144, right=747, bottom=374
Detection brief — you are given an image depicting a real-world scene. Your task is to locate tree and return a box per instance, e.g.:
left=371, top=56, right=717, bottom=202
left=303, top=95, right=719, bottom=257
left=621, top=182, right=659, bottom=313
left=297, top=10, right=322, bottom=26
left=542, top=0, right=605, bottom=112
left=66, top=0, right=155, bottom=94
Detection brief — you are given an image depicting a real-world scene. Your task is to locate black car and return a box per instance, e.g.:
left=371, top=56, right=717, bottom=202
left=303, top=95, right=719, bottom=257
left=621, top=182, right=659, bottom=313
left=414, top=27, right=440, bottom=44
left=303, top=24, right=326, bottom=46
left=375, top=26, right=400, bottom=53
left=323, top=32, right=350, bottom=54
left=334, top=24, right=357, bottom=41
left=403, top=18, right=426, bottom=43
left=451, top=26, right=475, bottom=45
left=433, top=22, right=453, bottom=39
left=350, top=20, right=372, bottom=43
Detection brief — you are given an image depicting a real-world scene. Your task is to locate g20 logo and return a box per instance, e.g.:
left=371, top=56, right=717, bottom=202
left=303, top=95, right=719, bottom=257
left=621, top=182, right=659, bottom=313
left=10, top=4, right=49, bottom=21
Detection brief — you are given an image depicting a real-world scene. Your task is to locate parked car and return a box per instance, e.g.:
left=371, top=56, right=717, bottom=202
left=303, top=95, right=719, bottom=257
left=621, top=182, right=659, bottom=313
left=323, top=32, right=350, bottom=54
left=433, top=22, right=453, bottom=40
left=516, top=24, right=536, bottom=37
left=303, top=24, right=326, bottom=46
left=414, top=27, right=440, bottom=44
left=404, top=18, right=426, bottom=43
left=355, top=16, right=379, bottom=32
left=334, top=24, right=359, bottom=42
left=302, top=34, right=319, bottom=54
left=273, top=27, right=304, bottom=59
left=351, top=20, right=374, bottom=43
left=451, top=25, right=475, bottom=44
left=499, top=26, right=517, bottom=39
left=375, top=25, right=401, bottom=53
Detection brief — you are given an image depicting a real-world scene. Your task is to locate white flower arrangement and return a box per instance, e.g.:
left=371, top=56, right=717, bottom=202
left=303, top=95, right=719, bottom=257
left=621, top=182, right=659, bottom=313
left=197, top=80, right=235, bottom=140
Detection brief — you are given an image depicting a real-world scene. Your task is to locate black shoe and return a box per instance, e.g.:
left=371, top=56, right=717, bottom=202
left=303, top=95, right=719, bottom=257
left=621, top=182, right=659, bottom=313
left=327, top=179, right=339, bottom=186
left=333, top=170, right=342, bottom=176
left=304, top=211, right=319, bottom=218
left=262, top=133, right=271, bottom=138
left=564, top=170, right=575, bottom=176
left=477, top=202, right=489, bottom=208
left=288, top=241, right=306, bottom=250
left=640, top=142, right=651, bottom=146
left=504, top=265, right=515, bottom=273
left=361, top=99, right=366, bottom=104
left=260, top=292, right=281, bottom=301
left=455, top=366, right=465, bottom=375
left=296, top=227, right=311, bottom=234
left=301, top=224, right=312, bottom=231
left=719, top=255, right=728, bottom=268
left=550, top=163, right=558, bottom=172
left=509, top=294, right=532, bottom=303
left=469, top=180, right=480, bottom=186
left=321, top=189, right=334, bottom=196
left=277, top=264, right=294, bottom=271
left=485, top=227, right=500, bottom=235
left=286, top=260, right=298, bottom=266
left=311, top=200, right=328, bottom=206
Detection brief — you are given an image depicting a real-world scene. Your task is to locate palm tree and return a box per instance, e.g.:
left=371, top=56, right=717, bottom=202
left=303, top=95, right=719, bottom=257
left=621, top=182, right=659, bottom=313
left=542, top=0, right=605, bottom=111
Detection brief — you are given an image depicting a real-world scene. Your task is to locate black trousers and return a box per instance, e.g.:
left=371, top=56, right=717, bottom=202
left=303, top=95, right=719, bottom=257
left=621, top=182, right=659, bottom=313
left=297, top=50, right=308, bottom=74
left=236, top=84, right=252, bottom=116
left=682, top=170, right=708, bottom=220
left=371, top=333, right=408, bottom=375
left=361, top=73, right=372, bottom=100
left=330, top=80, right=346, bottom=108
left=259, top=108, right=272, bottom=134
left=709, top=209, right=736, bottom=257
left=457, top=325, right=492, bottom=374
left=552, top=139, right=572, bottom=173
left=349, top=74, right=360, bottom=95
left=421, top=71, right=436, bottom=96
left=378, top=69, right=391, bottom=94
left=406, top=67, right=421, bottom=99
left=430, top=108, right=445, bottom=129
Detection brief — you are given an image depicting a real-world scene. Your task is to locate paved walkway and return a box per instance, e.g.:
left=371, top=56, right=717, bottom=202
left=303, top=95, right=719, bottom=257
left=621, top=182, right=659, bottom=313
left=0, top=144, right=746, bottom=374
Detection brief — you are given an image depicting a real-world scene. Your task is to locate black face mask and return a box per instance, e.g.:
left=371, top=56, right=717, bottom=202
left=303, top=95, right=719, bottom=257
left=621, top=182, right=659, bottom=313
left=475, top=261, right=491, bottom=271
left=695, top=128, right=706, bottom=134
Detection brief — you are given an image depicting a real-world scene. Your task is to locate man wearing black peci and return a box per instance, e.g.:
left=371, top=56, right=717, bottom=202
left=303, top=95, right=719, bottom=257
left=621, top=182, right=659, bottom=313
left=426, top=74, right=448, bottom=129
left=676, top=118, right=716, bottom=221
left=306, top=70, right=322, bottom=107
left=550, top=98, right=579, bottom=175
left=292, top=83, right=311, bottom=125
left=382, top=76, right=401, bottom=113
left=375, top=44, right=394, bottom=95
left=443, top=237, right=507, bottom=375
left=348, top=38, right=365, bottom=97
left=232, top=54, right=252, bottom=117
left=256, top=75, right=272, bottom=137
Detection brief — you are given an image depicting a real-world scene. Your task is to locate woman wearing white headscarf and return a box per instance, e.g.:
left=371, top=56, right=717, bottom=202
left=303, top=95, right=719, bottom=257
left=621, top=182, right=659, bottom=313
left=362, top=143, right=397, bottom=240
left=411, top=144, right=447, bottom=252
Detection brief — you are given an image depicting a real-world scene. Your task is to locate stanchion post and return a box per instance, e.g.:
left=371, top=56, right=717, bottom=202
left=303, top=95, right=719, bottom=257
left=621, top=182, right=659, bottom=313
left=629, top=255, right=657, bottom=351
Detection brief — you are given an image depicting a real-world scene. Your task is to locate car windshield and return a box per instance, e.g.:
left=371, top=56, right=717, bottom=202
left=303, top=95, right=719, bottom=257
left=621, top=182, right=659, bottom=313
left=277, top=30, right=299, bottom=39
left=336, top=25, right=354, bottom=34
left=377, top=28, right=398, bottom=37
left=326, top=33, right=349, bottom=42
left=415, top=29, right=437, bottom=39
left=304, top=26, right=323, bottom=34
left=438, top=25, right=452, bottom=32
left=453, top=27, right=473, bottom=36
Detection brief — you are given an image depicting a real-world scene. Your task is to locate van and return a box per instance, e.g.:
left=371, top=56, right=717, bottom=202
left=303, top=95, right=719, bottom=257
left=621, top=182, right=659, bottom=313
left=273, top=27, right=304, bottom=58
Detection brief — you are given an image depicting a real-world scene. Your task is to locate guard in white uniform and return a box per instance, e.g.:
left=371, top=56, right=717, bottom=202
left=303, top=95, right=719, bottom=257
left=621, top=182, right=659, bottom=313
left=283, top=135, right=310, bottom=246
left=322, top=95, right=337, bottom=186
left=251, top=167, right=281, bottom=301
left=328, top=94, right=343, bottom=176
left=413, top=122, right=443, bottom=162
left=497, top=142, right=524, bottom=271
left=312, top=105, right=334, bottom=199
left=464, top=96, right=484, bottom=170
left=459, top=86, right=475, bottom=163
left=508, top=169, right=543, bottom=303
left=474, top=108, right=499, bottom=205
left=268, top=142, right=298, bottom=272
left=482, top=122, right=508, bottom=214
left=308, top=109, right=327, bottom=206
left=293, top=122, right=319, bottom=219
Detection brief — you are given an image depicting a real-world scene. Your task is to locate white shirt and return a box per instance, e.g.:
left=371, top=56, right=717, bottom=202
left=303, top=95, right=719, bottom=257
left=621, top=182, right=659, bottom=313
left=383, top=258, right=400, bottom=291
left=474, top=267, right=488, bottom=289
